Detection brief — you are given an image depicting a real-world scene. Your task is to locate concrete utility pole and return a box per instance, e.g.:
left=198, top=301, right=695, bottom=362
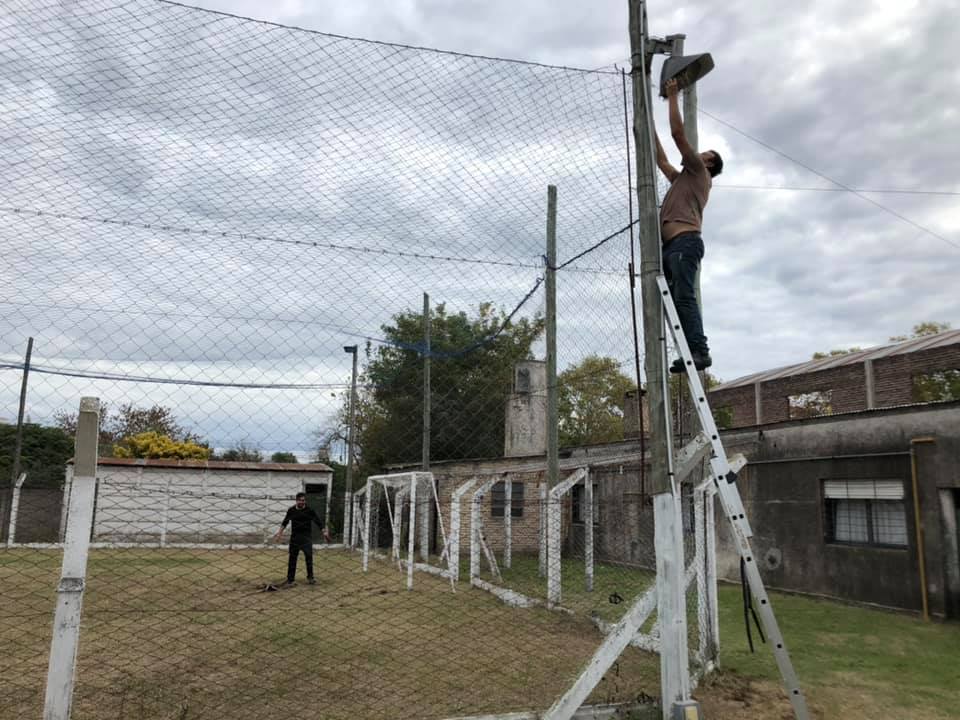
left=422, top=292, right=431, bottom=472
left=629, top=2, right=692, bottom=716
left=629, top=7, right=669, bottom=498
left=545, top=185, right=559, bottom=490
left=421, top=292, right=432, bottom=560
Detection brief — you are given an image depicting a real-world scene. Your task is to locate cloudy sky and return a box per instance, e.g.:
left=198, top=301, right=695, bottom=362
left=0, top=0, right=956, bottom=455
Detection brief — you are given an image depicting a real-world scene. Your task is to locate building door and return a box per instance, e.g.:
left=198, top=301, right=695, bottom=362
left=304, top=483, right=328, bottom=539
left=940, top=489, right=960, bottom=619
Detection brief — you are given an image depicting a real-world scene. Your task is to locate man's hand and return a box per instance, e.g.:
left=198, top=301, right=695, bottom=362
left=664, top=78, right=679, bottom=98
left=322, top=528, right=332, bottom=543
left=273, top=530, right=284, bottom=543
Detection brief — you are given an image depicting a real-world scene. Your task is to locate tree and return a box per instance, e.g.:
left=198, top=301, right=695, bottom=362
left=558, top=356, right=635, bottom=446
left=812, top=347, right=863, bottom=360
left=323, top=303, right=544, bottom=473
left=889, top=321, right=951, bottom=343
left=113, top=432, right=210, bottom=460
left=0, top=423, right=74, bottom=488
left=912, top=370, right=960, bottom=403
left=668, top=371, right=722, bottom=434
left=53, top=402, right=205, bottom=457
left=270, top=452, right=299, bottom=463
left=216, top=442, right=264, bottom=462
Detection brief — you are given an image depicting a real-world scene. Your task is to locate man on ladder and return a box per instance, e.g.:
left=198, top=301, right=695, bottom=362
left=653, top=76, right=724, bottom=373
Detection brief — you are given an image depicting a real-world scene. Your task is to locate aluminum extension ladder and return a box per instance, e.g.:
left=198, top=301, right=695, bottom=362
left=656, top=274, right=811, bottom=719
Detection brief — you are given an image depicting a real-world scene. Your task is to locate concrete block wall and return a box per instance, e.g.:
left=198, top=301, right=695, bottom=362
left=710, top=340, right=960, bottom=428
left=873, top=345, right=960, bottom=407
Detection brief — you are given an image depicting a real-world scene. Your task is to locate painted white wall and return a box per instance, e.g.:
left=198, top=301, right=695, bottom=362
left=91, top=466, right=332, bottom=543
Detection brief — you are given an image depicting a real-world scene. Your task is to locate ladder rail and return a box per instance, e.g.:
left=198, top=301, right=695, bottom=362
left=656, top=274, right=811, bottom=720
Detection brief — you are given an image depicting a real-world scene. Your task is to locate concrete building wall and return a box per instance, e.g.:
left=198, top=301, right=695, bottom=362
left=421, top=438, right=651, bottom=564
left=82, top=461, right=332, bottom=544
left=717, top=401, right=960, bottom=618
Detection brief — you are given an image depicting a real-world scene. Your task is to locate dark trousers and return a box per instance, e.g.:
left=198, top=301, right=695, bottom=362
left=287, top=536, right=314, bottom=581
left=663, top=233, right=709, bottom=356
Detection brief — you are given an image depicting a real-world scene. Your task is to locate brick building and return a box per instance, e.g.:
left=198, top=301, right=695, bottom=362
left=708, top=330, right=960, bottom=427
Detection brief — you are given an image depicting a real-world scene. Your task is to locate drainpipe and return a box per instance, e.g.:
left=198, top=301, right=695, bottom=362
left=910, top=437, right=936, bottom=621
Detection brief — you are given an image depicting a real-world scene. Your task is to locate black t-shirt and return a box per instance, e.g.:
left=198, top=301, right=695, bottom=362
left=282, top=505, right=324, bottom=539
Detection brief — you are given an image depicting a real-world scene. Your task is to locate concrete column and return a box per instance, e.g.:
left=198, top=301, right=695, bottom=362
left=754, top=382, right=763, bottom=425
left=864, top=359, right=876, bottom=409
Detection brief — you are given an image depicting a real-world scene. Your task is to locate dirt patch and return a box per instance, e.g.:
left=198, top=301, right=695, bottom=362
left=694, top=672, right=824, bottom=720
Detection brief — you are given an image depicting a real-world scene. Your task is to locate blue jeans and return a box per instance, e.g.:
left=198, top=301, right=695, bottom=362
left=662, top=233, right=708, bottom=356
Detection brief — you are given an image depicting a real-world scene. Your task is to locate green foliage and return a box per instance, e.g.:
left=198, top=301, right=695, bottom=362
left=215, top=442, right=264, bottom=462
left=0, top=423, right=73, bottom=488
left=712, top=405, right=734, bottom=430
left=788, top=390, right=833, bottom=419
left=812, top=347, right=862, bottom=360
left=890, top=321, right=951, bottom=342
left=54, top=402, right=205, bottom=457
left=912, top=369, right=960, bottom=403
left=269, top=452, right=299, bottom=463
left=558, top=355, right=635, bottom=446
left=328, top=302, right=543, bottom=473
left=113, top=432, right=211, bottom=460
left=323, top=460, right=348, bottom=535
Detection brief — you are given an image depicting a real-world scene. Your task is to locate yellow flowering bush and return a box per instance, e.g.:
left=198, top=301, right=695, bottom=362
left=113, top=431, right=211, bottom=460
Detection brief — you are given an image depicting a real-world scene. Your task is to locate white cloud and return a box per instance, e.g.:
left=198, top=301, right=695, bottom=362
left=1, top=0, right=957, bottom=451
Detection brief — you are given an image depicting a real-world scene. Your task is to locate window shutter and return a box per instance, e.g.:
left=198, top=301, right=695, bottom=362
left=823, top=480, right=904, bottom=500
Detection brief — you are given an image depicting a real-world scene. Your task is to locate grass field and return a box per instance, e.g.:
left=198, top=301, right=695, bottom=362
left=1, top=547, right=661, bottom=720
left=2, top=546, right=958, bottom=720
left=703, top=585, right=960, bottom=720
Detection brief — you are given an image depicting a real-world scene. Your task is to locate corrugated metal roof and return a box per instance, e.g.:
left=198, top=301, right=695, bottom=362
left=713, top=329, right=960, bottom=391
left=69, top=457, right=333, bottom=472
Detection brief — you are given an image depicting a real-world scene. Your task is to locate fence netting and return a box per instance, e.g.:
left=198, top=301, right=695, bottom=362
left=0, top=1, right=700, bottom=718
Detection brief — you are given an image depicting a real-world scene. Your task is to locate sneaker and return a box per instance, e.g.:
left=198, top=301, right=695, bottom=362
left=284, top=580, right=296, bottom=587
left=669, top=353, right=712, bottom=374
left=307, top=578, right=317, bottom=585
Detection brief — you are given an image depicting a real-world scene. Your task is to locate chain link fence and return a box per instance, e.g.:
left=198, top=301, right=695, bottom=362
left=0, top=1, right=704, bottom=718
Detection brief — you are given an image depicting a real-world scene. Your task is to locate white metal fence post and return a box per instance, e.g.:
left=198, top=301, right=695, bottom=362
left=43, top=397, right=100, bottom=720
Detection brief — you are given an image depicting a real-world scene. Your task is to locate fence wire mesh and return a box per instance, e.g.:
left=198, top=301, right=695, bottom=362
left=1, top=1, right=696, bottom=718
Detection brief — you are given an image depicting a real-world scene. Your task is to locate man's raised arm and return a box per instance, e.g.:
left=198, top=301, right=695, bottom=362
left=665, top=78, right=704, bottom=173
left=655, top=132, right=680, bottom=183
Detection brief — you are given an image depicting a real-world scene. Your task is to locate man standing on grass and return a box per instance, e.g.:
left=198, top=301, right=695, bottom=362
left=654, top=76, right=724, bottom=373
left=273, top=491, right=331, bottom=586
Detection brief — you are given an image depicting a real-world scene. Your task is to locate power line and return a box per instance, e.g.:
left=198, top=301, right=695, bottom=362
left=0, top=205, right=624, bottom=276
left=550, top=221, right=638, bottom=271
left=696, top=108, right=960, bottom=251
left=0, top=363, right=347, bottom=390
left=0, top=206, right=541, bottom=271
left=630, top=71, right=959, bottom=248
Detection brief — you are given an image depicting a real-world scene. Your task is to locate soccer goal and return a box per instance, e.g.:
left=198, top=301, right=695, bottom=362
left=359, top=471, right=450, bottom=589
left=431, top=451, right=720, bottom=680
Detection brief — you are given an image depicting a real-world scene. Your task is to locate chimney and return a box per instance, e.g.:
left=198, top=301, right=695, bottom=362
left=623, top=389, right=648, bottom=440
left=504, top=360, right=547, bottom=457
